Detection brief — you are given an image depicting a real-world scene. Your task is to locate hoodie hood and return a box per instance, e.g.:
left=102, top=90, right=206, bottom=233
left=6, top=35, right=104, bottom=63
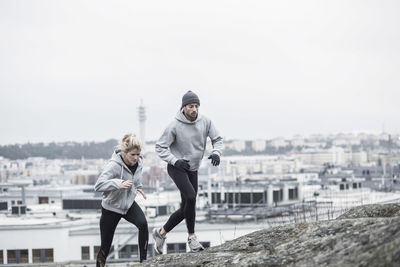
left=175, top=109, right=203, bottom=124
left=110, top=149, right=143, bottom=174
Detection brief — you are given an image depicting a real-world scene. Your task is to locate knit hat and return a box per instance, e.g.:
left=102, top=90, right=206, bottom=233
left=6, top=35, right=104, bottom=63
left=181, top=90, right=200, bottom=108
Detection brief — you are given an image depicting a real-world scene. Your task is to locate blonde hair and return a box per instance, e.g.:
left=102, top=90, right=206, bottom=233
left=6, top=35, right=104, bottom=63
left=120, top=133, right=142, bottom=153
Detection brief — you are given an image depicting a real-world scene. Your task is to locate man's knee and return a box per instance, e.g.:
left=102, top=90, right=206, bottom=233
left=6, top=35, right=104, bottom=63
left=186, top=194, right=196, bottom=204
left=137, top=219, right=148, bottom=231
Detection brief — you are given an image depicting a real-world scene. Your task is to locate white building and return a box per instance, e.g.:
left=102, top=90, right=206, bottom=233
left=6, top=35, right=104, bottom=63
left=0, top=209, right=262, bottom=264
left=298, top=147, right=345, bottom=165
left=269, top=137, right=288, bottom=148
left=252, top=139, right=266, bottom=152
left=346, top=151, right=368, bottom=166
left=291, top=135, right=305, bottom=147
left=224, top=140, right=246, bottom=152
left=216, top=155, right=300, bottom=179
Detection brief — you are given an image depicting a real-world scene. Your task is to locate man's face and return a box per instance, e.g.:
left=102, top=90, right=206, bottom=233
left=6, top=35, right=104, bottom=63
left=183, top=103, right=199, bottom=121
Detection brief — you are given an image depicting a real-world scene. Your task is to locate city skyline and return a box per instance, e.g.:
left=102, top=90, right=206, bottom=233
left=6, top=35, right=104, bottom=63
left=1, top=1, right=399, bottom=145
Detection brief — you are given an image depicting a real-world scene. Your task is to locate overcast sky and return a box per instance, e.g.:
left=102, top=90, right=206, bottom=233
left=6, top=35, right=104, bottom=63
left=0, top=0, right=399, bottom=145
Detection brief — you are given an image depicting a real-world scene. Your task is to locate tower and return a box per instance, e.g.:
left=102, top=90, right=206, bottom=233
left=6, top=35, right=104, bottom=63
left=138, top=99, right=146, bottom=145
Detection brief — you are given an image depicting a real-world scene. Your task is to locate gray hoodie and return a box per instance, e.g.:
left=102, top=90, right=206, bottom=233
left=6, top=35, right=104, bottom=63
left=94, top=150, right=143, bottom=215
left=156, top=110, right=223, bottom=171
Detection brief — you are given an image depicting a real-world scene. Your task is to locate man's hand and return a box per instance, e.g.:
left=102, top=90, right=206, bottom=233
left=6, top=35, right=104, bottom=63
left=208, top=154, right=220, bottom=166
left=121, top=180, right=133, bottom=189
left=175, top=159, right=190, bottom=171
left=137, top=188, right=147, bottom=199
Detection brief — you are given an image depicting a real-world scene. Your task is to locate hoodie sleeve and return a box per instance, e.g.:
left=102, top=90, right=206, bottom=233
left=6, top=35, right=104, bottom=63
left=155, top=123, right=179, bottom=166
left=134, top=179, right=143, bottom=189
left=134, top=157, right=144, bottom=189
left=94, top=161, right=124, bottom=192
left=208, top=120, right=224, bottom=156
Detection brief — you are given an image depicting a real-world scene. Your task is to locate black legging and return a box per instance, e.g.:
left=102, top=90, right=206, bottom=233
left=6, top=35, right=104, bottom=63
left=163, top=164, right=198, bottom=234
left=99, top=202, right=148, bottom=262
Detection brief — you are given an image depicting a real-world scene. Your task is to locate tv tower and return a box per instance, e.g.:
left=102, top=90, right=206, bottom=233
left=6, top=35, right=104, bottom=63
left=138, top=99, right=146, bottom=145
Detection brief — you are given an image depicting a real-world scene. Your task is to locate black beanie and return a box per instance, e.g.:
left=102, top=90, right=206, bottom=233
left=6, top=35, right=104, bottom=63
left=181, top=90, right=200, bottom=108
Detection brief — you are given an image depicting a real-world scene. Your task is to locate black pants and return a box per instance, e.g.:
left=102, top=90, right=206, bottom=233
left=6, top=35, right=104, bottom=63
left=163, top=164, right=198, bottom=234
left=99, top=202, right=148, bottom=262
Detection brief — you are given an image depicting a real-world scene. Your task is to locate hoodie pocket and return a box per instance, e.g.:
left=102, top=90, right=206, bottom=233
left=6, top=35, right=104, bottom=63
left=105, top=190, right=125, bottom=209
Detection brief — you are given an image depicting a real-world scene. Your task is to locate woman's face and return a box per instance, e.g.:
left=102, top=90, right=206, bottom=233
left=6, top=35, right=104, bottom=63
left=123, top=148, right=141, bottom=166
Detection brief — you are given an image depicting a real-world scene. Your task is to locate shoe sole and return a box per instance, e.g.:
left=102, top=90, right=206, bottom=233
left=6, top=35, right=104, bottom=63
left=189, top=247, right=204, bottom=252
left=189, top=245, right=205, bottom=252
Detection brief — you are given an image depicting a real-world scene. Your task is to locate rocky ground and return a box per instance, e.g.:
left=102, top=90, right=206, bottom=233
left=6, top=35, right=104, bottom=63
left=136, top=203, right=400, bottom=267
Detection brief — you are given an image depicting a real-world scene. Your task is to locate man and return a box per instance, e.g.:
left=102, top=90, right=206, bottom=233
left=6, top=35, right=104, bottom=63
left=153, top=90, right=223, bottom=253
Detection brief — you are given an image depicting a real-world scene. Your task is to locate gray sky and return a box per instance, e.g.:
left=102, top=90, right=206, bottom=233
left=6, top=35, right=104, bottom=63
left=1, top=0, right=399, bottom=145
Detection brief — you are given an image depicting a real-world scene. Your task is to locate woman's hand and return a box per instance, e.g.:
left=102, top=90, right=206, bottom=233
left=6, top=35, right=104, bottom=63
left=137, top=188, right=147, bottom=199
left=121, top=180, right=133, bottom=189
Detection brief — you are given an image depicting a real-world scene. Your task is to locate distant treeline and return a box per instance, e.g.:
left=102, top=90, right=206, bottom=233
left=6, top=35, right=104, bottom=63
left=0, top=139, right=118, bottom=160
left=0, top=139, right=293, bottom=160
left=0, top=138, right=393, bottom=160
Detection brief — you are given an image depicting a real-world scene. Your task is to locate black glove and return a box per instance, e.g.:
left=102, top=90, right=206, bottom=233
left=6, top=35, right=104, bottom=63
left=208, top=154, right=220, bottom=166
left=175, top=159, right=190, bottom=171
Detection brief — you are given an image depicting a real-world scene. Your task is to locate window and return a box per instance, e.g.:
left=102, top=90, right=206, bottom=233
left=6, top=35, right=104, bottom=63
left=0, top=250, right=3, bottom=264
left=224, top=193, right=241, bottom=206
left=289, top=188, right=298, bottom=200
left=273, top=190, right=283, bottom=203
left=158, top=206, right=167, bottom=216
left=240, top=193, right=251, bottom=204
left=0, top=202, right=7, bottom=210
left=94, top=246, right=100, bottom=259
left=33, top=249, right=41, bottom=263
left=147, top=244, right=155, bottom=258
left=201, top=242, right=210, bottom=248
left=352, top=183, right=357, bottom=189
left=32, top=248, right=54, bottom=263
left=339, top=184, right=345, bottom=190
left=38, top=196, right=49, bottom=204
left=167, top=243, right=186, bottom=254
left=252, top=193, right=264, bottom=204
left=178, top=243, right=186, bottom=252
left=119, top=244, right=138, bottom=259
left=211, top=192, right=221, bottom=204
left=81, top=246, right=90, bottom=260
left=7, top=249, right=28, bottom=264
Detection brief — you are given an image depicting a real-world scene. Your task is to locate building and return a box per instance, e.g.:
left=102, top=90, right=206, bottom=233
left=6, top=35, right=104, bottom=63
left=224, top=140, right=246, bottom=152
left=251, top=139, right=266, bottom=152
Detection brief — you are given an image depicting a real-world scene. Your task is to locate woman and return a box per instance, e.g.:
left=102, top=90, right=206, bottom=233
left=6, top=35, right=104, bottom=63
left=94, top=133, right=148, bottom=265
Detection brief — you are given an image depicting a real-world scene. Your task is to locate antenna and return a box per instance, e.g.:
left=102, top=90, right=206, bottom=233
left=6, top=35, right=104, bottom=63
left=388, top=134, right=392, bottom=177
left=138, top=99, right=146, bottom=145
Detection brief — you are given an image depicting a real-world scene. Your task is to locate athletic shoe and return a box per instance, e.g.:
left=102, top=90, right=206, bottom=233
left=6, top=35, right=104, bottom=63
left=152, top=227, right=166, bottom=254
left=188, top=235, right=204, bottom=252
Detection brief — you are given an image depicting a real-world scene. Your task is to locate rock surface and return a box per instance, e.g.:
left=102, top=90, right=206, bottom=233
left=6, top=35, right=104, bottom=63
left=337, top=203, right=400, bottom=219
left=139, top=203, right=400, bottom=266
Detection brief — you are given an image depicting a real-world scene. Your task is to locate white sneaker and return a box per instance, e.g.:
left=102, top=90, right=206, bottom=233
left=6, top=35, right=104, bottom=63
left=188, top=235, right=204, bottom=252
left=152, top=228, right=166, bottom=254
